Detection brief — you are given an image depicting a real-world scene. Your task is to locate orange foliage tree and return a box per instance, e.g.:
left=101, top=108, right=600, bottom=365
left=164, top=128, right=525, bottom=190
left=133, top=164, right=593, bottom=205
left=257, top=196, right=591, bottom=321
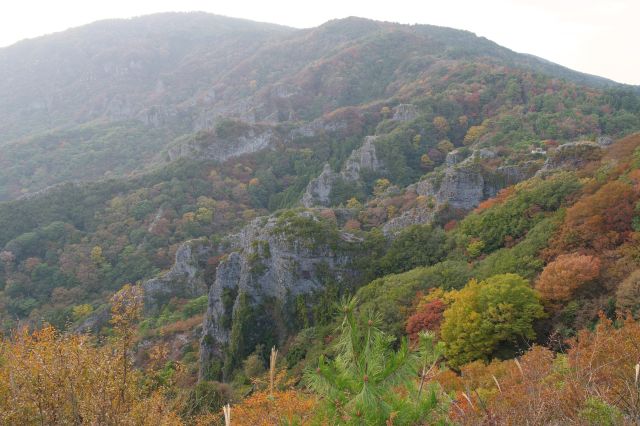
left=535, top=253, right=601, bottom=303
left=229, top=371, right=316, bottom=426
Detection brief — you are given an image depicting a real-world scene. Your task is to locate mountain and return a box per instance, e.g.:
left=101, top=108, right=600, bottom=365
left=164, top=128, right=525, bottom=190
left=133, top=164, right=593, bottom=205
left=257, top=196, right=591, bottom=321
left=0, top=13, right=637, bottom=200
left=2, top=12, right=640, bottom=424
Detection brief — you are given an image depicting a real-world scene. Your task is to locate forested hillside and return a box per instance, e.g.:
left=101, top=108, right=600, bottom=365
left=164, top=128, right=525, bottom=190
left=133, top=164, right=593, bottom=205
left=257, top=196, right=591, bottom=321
left=1, top=12, right=640, bottom=425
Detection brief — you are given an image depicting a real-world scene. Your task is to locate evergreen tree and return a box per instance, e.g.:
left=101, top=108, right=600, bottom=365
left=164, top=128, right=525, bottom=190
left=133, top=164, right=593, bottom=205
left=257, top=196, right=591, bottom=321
left=305, top=298, right=447, bottom=425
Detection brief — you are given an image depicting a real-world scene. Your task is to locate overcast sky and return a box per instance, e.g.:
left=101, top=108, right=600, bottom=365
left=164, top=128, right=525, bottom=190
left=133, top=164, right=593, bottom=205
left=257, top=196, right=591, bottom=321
left=1, top=0, right=638, bottom=85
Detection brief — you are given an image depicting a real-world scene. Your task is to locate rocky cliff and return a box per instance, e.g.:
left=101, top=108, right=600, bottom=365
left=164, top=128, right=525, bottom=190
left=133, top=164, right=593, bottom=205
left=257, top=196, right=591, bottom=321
left=415, top=150, right=538, bottom=210
left=142, top=238, right=213, bottom=314
left=538, top=141, right=603, bottom=175
left=302, top=136, right=383, bottom=207
left=164, top=122, right=278, bottom=163
left=75, top=238, right=214, bottom=332
left=382, top=151, right=540, bottom=234
left=199, top=210, right=364, bottom=380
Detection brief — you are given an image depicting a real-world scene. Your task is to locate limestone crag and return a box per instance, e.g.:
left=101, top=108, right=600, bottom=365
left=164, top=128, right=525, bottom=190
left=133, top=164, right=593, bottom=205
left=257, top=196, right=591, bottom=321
left=538, top=141, right=603, bottom=175
left=392, top=104, right=418, bottom=122
left=142, top=239, right=213, bottom=314
left=164, top=123, right=277, bottom=163
left=199, top=211, right=362, bottom=379
left=302, top=136, right=383, bottom=207
left=301, top=164, right=336, bottom=207
left=342, top=136, right=383, bottom=180
left=382, top=202, right=437, bottom=236
left=413, top=152, right=539, bottom=211
left=496, top=161, right=540, bottom=183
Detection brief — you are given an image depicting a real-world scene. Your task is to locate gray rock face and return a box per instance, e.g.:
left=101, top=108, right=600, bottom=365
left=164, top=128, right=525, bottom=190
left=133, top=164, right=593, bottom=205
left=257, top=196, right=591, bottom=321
left=416, top=164, right=490, bottom=210
left=165, top=124, right=277, bottom=163
left=142, top=239, right=213, bottom=314
left=496, top=161, right=540, bottom=183
left=392, top=104, right=418, bottom=122
left=302, top=164, right=337, bottom=207
left=199, top=212, right=361, bottom=379
left=302, top=136, right=383, bottom=207
left=413, top=155, right=539, bottom=211
left=597, top=136, right=614, bottom=146
left=382, top=202, right=436, bottom=236
left=538, top=141, right=603, bottom=175
left=445, top=149, right=466, bottom=166
left=342, top=136, right=382, bottom=181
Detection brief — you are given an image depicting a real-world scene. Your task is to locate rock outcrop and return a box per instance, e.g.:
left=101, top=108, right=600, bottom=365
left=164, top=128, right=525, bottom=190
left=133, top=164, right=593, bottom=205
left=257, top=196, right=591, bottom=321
left=199, top=211, right=363, bottom=380
left=597, top=136, right=614, bottom=146
left=142, top=239, right=213, bottom=314
left=538, top=141, right=603, bottom=175
left=302, top=136, right=383, bottom=207
left=164, top=122, right=278, bottom=163
left=415, top=148, right=540, bottom=211
left=342, top=136, right=383, bottom=180
left=301, top=164, right=336, bottom=207
left=75, top=238, right=214, bottom=332
left=382, top=202, right=437, bottom=236
left=415, top=163, right=493, bottom=210
left=392, top=104, right=418, bottom=122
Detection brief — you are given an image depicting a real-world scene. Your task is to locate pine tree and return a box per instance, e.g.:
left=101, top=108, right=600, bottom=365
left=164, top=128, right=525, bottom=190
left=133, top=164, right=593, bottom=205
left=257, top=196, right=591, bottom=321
left=305, top=297, right=446, bottom=425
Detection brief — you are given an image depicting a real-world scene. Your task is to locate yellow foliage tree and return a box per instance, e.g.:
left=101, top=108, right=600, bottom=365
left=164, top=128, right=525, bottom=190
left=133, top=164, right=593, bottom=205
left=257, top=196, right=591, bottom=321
left=0, top=326, right=181, bottom=425
left=463, top=125, right=486, bottom=146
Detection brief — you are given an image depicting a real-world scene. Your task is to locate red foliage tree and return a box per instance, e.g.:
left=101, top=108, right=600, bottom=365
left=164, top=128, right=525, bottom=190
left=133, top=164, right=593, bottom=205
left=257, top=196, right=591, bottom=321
left=405, top=299, right=446, bottom=342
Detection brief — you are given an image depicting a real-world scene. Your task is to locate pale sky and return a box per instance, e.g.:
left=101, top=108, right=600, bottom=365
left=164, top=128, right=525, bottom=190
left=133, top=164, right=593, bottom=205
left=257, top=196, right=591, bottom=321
left=1, top=0, right=638, bottom=85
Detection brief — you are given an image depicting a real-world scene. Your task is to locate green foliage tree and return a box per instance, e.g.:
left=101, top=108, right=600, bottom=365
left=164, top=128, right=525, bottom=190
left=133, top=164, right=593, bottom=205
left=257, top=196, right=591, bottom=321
left=377, top=224, right=447, bottom=275
left=305, top=298, right=446, bottom=425
left=440, top=273, right=545, bottom=368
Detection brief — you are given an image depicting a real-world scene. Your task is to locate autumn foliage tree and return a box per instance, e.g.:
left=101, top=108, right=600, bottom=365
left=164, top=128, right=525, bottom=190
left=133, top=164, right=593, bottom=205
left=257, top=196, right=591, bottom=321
left=444, top=314, right=640, bottom=424
left=440, top=274, right=545, bottom=368
left=0, top=326, right=181, bottom=425
left=406, top=298, right=446, bottom=342
left=535, top=253, right=601, bottom=303
left=229, top=371, right=316, bottom=426
left=548, top=180, right=637, bottom=254
left=616, top=269, right=640, bottom=316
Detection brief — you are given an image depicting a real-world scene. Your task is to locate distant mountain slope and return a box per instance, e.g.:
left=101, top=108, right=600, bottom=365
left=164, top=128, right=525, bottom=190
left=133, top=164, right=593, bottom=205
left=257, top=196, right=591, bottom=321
left=0, top=12, right=294, bottom=142
left=0, top=12, right=638, bottom=201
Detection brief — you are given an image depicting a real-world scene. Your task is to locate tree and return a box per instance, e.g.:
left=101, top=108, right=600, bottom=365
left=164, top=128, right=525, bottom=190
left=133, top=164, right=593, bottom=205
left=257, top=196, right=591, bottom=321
left=433, top=116, right=449, bottom=134
left=535, top=254, right=600, bottom=303
left=463, top=125, right=486, bottom=146
left=440, top=274, right=545, bottom=368
left=616, top=270, right=640, bottom=316
left=346, top=197, right=362, bottom=209
left=231, top=371, right=316, bottom=426
left=549, top=180, right=637, bottom=253
left=305, top=298, right=446, bottom=425
left=373, top=178, right=391, bottom=197
left=377, top=224, right=447, bottom=275
left=110, top=283, right=144, bottom=408
left=420, top=153, right=434, bottom=170
left=0, top=326, right=181, bottom=424
left=406, top=298, right=446, bottom=342
left=437, top=139, right=454, bottom=154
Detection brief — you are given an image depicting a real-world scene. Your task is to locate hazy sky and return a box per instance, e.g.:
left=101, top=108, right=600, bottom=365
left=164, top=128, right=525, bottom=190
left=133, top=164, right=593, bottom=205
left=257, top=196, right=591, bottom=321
left=1, top=0, right=638, bottom=85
